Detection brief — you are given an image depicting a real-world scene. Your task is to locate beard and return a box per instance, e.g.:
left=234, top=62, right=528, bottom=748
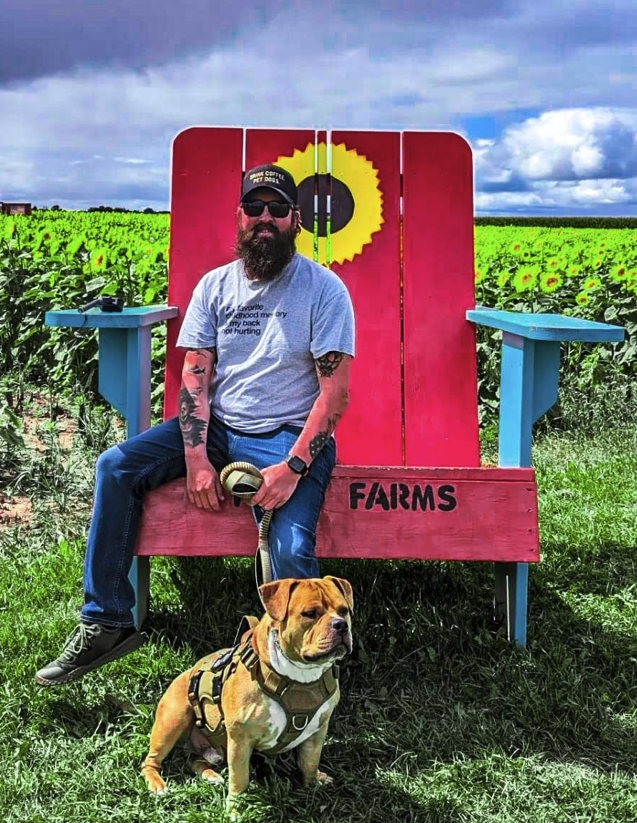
left=234, top=220, right=298, bottom=282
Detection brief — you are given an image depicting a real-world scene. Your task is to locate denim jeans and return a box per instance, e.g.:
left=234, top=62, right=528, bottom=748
left=81, top=415, right=336, bottom=627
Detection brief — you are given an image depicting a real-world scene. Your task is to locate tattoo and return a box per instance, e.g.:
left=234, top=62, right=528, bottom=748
left=178, top=388, right=207, bottom=448
left=184, top=348, right=216, bottom=375
left=309, top=432, right=329, bottom=459
left=315, top=351, right=343, bottom=378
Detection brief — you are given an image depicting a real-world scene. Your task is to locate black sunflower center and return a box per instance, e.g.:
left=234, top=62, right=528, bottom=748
left=297, top=175, right=355, bottom=237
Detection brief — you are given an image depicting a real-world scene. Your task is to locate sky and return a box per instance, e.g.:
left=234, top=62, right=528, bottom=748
left=1, top=0, right=636, bottom=215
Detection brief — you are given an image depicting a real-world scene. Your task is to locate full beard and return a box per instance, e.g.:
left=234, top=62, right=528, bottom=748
left=234, top=221, right=297, bottom=282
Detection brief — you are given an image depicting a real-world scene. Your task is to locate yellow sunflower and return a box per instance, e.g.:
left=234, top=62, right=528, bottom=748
left=275, top=141, right=384, bottom=265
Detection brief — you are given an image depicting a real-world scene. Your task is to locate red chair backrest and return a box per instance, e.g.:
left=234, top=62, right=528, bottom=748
left=165, top=128, right=479, bottom=468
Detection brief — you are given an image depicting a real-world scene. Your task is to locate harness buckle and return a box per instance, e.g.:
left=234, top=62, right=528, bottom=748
left=292, top=714, right=309, bottom=731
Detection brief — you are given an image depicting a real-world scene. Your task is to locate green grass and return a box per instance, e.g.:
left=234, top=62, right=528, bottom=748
left=2, top=395, right=637, bottom=822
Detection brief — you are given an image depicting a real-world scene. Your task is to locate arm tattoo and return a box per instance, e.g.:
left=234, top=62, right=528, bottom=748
left=309, top=432, right=329, bottom=459
left=184, top=347, right=216, bottom=375
left=178, top=388, right=207, bottom=448
left=315, top=351, right=343, bottom=378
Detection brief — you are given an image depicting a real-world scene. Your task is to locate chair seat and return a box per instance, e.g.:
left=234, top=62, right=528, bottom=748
left=136, top=465, right=539, bottom=562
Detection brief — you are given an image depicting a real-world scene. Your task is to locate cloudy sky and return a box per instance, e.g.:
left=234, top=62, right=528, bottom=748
left=1, top=0, right=636, bottom=215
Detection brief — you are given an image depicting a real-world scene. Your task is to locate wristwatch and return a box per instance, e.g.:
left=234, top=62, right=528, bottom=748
left=285, top=454, right=309, bottom=476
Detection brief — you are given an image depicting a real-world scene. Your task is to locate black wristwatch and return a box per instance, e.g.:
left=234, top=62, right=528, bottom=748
left=285, top=455, right=309, bottom=476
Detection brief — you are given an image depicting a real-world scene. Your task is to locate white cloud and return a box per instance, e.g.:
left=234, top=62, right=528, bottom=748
left=500, top=109, right=637, bottom=181
left=0, top=1, right=636, bottom=211
left=475, top=107, right=637, bottom=211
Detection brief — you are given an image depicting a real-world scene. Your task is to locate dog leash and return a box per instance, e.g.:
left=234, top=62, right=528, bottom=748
left=219, top=462, right=273, bottom=601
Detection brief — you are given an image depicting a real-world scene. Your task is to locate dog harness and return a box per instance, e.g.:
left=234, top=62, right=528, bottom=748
left=187, top=618, right=339, bottom=756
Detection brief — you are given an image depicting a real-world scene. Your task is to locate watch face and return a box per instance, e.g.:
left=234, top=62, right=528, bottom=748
left=287, top=456, right=307, bottom=474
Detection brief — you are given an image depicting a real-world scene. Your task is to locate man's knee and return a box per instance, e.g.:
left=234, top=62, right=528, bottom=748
left=271, top=523, right=319, bottom=579
left=95, top=445, right=129, bottom=485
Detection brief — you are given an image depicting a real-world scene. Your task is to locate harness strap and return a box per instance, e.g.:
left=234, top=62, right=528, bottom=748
left=187, top=619, right=340, bottom=756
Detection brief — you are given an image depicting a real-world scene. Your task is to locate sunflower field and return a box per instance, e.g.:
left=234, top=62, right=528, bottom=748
left=0, top=212, right=635, bottom=427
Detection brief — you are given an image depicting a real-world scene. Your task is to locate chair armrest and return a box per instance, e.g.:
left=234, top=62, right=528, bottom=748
left=466, top=306, right=624, bottom=343
left=45, top=305, right=178, bottom=328
left=45, top=305, right=179, bottom=438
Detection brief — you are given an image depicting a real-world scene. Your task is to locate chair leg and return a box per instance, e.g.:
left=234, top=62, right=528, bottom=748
left=130, top=556, right=150, bottom=630
left=494, top=562, right=528, bottom=648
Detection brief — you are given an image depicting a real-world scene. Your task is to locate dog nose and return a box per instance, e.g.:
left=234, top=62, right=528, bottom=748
left=332, top=618, right=348, bottom=634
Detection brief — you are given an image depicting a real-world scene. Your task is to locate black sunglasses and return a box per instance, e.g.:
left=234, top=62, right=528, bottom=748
left=241, top=200, right=292, bottom=218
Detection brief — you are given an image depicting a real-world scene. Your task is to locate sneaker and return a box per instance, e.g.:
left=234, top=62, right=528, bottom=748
left=36, top=622, right=146, bottom=686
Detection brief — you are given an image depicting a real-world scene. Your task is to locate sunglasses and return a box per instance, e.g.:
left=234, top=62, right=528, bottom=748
left=241, top=200, right=292, bottom=218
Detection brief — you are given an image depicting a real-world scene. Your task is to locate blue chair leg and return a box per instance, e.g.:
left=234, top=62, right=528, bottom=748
left=131, top=556, right=150, bottom=629
left=496, top=334, right=559, bottom=648
left=98, top=325, right=153, bottom=631
left=494, top=561, right=528, bottom=647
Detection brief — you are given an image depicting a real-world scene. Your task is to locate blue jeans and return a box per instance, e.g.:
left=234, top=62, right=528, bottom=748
left=81, top=415, right=336, bottom=627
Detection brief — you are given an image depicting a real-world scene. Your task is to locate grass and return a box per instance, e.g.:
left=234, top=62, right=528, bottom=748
left=1, top=391, right=637, bottom=822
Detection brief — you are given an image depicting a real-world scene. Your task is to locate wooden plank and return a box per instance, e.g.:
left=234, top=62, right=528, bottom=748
left=329, top=130, right=403, bottom=466
left=136, top=467, right=539, bottom=562
left=402, top=132, right=480, bottom=467
left=164, top=127, right=244, bottom=420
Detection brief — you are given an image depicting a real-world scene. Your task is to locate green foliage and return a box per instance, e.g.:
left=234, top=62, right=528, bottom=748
left=1, top=214, right=636, bottom=428
left=475, top=216, right=637, bottom=229
left=473, top=225, right=637, bottom=424
left=0, top=210, right=169, bottom=410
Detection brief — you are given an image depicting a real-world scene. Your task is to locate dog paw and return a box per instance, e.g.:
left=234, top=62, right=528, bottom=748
left=202, top=770, right=224, bottom=785
left=226, top=794, right=249, bottom=821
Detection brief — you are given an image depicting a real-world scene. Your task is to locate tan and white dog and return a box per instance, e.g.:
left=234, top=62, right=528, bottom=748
left=141, top=576, right=353, bottom=812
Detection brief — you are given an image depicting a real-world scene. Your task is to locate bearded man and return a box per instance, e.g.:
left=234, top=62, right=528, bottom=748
left=36, top=165, right=355, bottom=686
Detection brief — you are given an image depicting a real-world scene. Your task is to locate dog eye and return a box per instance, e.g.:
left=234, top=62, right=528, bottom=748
left=337, top=607, right=349, bottom=618
left=302, top=609, right=318, bottom=620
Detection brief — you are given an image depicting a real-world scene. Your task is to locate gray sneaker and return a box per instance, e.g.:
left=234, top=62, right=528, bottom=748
left=36, top=622, right=146, bottom=685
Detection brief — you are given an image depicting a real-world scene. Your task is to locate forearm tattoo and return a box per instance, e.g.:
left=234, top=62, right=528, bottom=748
left=179, top=387, right=207, bottom=448
left=315, top=351, right=343, bottom=378
left=308, top=414, right=341, bottom=459
left=309, top=432, right=329, bottom=459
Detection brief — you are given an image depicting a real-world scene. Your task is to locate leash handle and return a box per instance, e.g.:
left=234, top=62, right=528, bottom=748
left=219, top=462, right=274, bottom=596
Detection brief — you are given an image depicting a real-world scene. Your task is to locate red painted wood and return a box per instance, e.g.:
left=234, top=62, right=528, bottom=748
left=164, top=127, right=244, bottom=420
left=244, top=128, right=316, bottom=179
left=329, top=131, right=403, bottom=466
left=136, top=466, right=539, bottom=562
left=402, top=132, right=480, bottom=467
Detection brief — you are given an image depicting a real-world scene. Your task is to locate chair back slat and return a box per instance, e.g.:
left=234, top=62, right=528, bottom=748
left=164, top=127, right=244, bottom=418
left=402, top=132, right=480, bottom=467
left=328, top=130, right=403, bottom=466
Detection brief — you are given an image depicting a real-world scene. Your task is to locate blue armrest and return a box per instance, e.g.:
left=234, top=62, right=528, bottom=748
left=44, top=304, right=179, bottom=437
left=45, top=305, right=178, bottom=329
left=466, top=306, right=624, bottom=343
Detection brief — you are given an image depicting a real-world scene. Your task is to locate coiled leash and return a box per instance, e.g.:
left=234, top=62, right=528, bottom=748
left=219, top=462, right=274, bottom=598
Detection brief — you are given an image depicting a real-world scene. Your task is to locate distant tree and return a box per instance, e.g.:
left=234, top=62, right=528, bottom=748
left=51, top=205, right=61, bottom=211
left=143, top=207, right=155, bottom=214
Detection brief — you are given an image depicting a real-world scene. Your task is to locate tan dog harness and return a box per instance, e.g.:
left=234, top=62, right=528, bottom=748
left=188, top=619, right=339, bottom=756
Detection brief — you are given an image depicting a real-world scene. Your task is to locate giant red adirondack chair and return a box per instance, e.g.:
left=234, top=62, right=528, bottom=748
left=46, top=127, right=623, bottom=646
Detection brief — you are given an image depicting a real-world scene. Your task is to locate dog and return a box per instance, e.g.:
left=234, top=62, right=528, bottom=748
left=141, top=576, right=353, bottom=813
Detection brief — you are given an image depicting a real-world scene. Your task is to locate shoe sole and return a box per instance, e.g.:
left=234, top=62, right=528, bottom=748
left=36, top=631, right=147, bottom=686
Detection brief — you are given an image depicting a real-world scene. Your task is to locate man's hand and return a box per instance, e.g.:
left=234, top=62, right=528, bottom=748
left=251, top=462, right=302, bottom=510
left=186, top=458, right=225, bottom=512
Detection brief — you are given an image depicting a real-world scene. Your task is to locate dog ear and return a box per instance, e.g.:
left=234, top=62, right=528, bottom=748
left=259, top=579, right=298, bottom=622
left=325, top=576, right=354, bottom=613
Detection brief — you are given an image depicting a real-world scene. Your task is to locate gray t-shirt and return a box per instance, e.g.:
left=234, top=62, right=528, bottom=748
left=176, top=253, right=356, bottom=433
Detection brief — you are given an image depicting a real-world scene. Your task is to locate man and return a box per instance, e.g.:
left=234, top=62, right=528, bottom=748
left=36, top=164, right=355, bottom=686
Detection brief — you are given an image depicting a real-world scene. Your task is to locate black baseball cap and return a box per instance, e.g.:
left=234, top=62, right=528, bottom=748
left=240, top=164, right=298, bottom=205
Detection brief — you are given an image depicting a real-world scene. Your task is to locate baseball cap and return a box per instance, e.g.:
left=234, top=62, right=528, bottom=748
left=240, top=164, right=298, bottom=205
